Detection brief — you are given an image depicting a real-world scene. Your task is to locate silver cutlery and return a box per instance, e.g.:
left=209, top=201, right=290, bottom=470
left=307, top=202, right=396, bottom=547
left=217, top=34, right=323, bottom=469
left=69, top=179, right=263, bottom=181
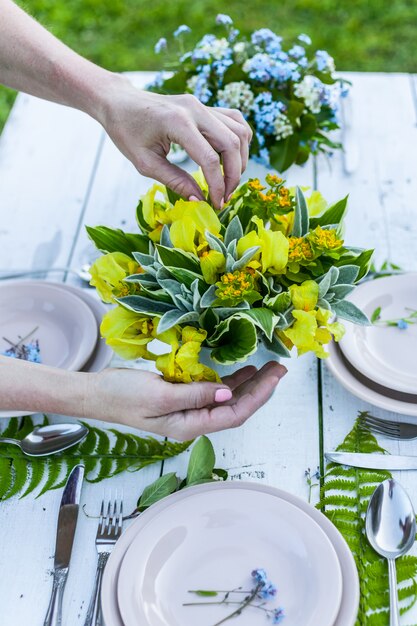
left=84, top=494, right=124, bottom=626
left=44, top=464, right=85, bottom=626
left=326, top=451, right=417, bottom=470
left=0, top=423, right=88, bottom=456
left=0, top=264, right=92, bottom=282
left=358, top=413, right=417, bottom=440
left=366, top=479, right=416, bottom=626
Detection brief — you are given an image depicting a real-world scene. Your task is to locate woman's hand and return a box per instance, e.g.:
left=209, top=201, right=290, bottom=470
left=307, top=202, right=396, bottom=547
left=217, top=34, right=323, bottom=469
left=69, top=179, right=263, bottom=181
left=97, top=81, right=253, bottom=208
left=87, top=362, right=287, bottom=440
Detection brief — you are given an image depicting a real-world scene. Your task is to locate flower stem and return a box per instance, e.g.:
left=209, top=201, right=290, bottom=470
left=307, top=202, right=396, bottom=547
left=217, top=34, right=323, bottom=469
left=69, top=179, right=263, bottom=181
left=211, top=584, right=261, bottom=626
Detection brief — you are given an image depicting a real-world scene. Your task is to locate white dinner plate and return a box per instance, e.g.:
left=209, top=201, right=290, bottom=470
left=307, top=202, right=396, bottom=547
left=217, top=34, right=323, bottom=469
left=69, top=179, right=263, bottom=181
left=326, top=339, right=417, bottom=416
left=0, top=281, right=112, bottom=418
left=102, top=482, right=359, bottom=626
left=339, top=274, right=417, bottom=394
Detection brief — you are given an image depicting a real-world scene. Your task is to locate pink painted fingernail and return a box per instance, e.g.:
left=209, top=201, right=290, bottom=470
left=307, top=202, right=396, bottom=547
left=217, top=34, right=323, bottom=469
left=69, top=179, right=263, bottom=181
left=189, top=195, right=200, bottom=202
left=215, top=388, right=232, bottom=403
left=227, top=193, right=233, bottom=202
left=220, top=197, right=225, bottom=209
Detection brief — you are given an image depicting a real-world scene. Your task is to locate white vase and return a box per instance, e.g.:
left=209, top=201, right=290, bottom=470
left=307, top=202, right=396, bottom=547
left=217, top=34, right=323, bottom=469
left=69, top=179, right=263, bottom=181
left=199, top=344, right=280, bottom=379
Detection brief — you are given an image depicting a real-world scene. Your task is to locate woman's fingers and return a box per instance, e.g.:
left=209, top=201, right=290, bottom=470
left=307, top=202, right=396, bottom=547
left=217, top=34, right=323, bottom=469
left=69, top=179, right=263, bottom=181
left=211, top=108, right=252, bottom=175
left=135, top=148, right=205, bottom=201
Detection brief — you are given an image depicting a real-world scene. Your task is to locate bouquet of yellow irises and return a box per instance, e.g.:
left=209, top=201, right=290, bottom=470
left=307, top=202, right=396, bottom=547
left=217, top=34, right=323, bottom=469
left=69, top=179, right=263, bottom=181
left=87, top=172, right=372, bottom=383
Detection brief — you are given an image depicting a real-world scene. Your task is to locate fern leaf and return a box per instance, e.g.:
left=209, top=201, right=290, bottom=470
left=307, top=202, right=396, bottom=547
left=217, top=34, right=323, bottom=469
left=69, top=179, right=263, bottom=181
left=38, top=458, right=64, bottom=497
left=20, top=459, right=47, bottom=498
left=0, top=416, right=190, bottom=500
left=0, top=458, right=13, bottom=499
left=0, top=417, right=22, bottom=439
left=318, top=414, right=417, bottom=626
left=6, top=457, right=30, bottom=499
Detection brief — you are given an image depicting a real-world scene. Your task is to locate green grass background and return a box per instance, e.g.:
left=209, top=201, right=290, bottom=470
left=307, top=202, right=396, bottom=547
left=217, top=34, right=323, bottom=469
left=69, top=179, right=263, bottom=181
left=1, top=0, right=417, bottom=130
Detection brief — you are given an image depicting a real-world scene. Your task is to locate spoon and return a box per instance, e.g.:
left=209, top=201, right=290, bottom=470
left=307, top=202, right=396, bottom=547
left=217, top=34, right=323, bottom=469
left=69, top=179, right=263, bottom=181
left=0, top=423, right=89, bottom=456
left=366, top=479, right=416, bottom=626
left=0, top=264, right=92, bottom=282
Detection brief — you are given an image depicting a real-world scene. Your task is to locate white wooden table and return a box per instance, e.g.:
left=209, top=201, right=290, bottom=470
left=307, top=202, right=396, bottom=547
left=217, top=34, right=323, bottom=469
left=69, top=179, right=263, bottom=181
left=1, top=72, right=417, bottom=625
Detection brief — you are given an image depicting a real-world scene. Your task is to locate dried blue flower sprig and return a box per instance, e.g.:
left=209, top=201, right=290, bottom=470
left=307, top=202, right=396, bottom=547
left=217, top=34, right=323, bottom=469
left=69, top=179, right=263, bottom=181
left=1, top=327, right=41, bottom=363
left=371, top=306, right=417, bottom=330
left=184, top=568, right=285, bottom=625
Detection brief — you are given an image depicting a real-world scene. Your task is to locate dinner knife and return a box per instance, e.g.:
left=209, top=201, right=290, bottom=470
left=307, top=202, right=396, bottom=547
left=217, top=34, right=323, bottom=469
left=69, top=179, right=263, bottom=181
left=44, top=464, right=85, bottom=626
left=326, top=452, right=417, bottom=470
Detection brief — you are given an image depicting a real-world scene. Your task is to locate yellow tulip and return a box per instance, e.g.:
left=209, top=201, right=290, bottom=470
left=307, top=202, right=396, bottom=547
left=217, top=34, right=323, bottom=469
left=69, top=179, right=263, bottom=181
left=89, top=252, right=139, bottom=303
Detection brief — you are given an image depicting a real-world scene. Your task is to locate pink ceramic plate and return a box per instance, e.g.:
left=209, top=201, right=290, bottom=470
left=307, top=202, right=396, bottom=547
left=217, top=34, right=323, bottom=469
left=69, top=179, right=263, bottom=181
left=101, top=483, right=358, bottom=626
left=0, top=281, right=113, bottom=418
left=339, top=274, right=417, bottom=394
left=0, top=280, right=97, bottom=371
left=326, top=340, right=417, bottom=417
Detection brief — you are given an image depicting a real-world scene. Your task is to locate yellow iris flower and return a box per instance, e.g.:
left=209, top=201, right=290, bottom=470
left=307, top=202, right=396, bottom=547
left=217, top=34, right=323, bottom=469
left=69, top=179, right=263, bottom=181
left=289, top=280, right=319, bottom=311
left=252, top=217, right=289, bottom=274
left=141, top=183, right=173, bottom=242
left=100, top=306, right=157, bottom=360
left=89, top=252, right=139, bottom=303
left=168, top=199, right=221, bottom=254
left=156, top=326, right=220, bottom=383
left=283, top=307, right=345, bottom=358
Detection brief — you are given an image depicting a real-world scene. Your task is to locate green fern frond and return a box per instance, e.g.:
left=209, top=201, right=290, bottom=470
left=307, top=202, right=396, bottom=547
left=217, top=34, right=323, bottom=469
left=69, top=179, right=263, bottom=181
left=318, top=414, right=417, bottom=625
left=0, top=416, right=190, bottom=500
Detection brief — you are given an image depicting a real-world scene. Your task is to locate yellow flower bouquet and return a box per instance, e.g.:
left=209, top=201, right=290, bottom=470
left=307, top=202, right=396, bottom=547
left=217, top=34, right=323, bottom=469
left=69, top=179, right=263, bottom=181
left=87, top=172, right=373, bottom=382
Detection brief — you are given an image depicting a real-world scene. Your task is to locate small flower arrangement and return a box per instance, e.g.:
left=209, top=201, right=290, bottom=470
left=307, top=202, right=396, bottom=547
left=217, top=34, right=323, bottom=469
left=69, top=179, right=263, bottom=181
left=87, top=171, right=371, bottom=383
left=149, top=15, right=348, bottom=172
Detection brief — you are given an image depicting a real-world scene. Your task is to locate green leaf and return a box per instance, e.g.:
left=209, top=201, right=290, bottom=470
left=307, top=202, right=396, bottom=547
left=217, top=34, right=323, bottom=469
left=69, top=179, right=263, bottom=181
left=138, top=472, right=178, bottom=509
left=192, top=590, right=219, bottom=597
left=236, top=309, right=277, bottom=342
left=157, top=309, right=199, bottom=334
left=117, top=294, right=175, bottom=315
left=167, top=267, right=205, bottom=289
left=371, top=306, right=382, bottom=323
left=333, top=300, right=371, bottom=325
left=264, top=291, right=291, bottom=314
left=232, top=246, right=260, bottom=271
left=156, top=245, right=201, bottom=274
left=262, top=334, right=291, bottom=357
left=86, top=225, right=148, bottom=256
left=208, top=316, right=258, bottom=364
left=186, top=436, right=215, bottom=485
left=269, top=133, right=299, bottom=173
left=310, top=196, right=349, bottom=229
left=0, top=416, right=191, bottom=499
left=338, top=249, right=374, bottom=281
left=292, top=187, right=309, bottom=237
left=224, top=216, right=243, bottom=247
left=336, top=265, right=360, bottom=285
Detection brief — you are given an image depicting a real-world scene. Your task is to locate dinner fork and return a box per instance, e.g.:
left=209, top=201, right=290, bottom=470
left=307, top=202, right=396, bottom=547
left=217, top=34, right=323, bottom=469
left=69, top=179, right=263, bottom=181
left=359, top=413, right=417, bottom=440
left=84, top=494, right=123, bottom=626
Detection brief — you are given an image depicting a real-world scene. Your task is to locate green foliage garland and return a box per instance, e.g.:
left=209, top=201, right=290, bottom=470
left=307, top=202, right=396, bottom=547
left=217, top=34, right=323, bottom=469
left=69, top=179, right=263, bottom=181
left=318, top=413, right=417, bottom=626
left=0, top=415, right=190, bottom=500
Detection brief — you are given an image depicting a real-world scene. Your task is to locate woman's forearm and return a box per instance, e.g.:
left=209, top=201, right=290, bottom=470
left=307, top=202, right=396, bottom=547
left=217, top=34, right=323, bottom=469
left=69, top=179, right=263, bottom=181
left=0, top=0, right=121, bottom=120
left=0, top=355, right=90, bottom=416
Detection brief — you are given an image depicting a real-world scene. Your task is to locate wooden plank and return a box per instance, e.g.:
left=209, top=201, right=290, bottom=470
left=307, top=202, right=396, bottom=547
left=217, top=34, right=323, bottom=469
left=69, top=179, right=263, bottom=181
left=319, top=73, right=417, bottom=621
left=0, top=93, right=104, bottom=271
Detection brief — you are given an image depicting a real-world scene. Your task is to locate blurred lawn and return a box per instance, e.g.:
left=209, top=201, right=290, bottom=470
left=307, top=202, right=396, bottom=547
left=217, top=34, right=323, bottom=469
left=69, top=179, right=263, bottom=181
left=1, top=0, right=417, bottom=130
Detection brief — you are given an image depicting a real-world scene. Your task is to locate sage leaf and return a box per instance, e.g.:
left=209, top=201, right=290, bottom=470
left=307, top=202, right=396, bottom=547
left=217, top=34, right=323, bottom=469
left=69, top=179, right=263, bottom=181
left=138, top=472, right=178, bottom=509
left=186, top=436, right=216, bottom=485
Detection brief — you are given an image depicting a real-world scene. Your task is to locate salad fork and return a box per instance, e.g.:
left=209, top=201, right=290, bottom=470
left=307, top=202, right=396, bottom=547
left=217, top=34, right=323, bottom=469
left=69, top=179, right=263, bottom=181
left=84, top=494, right=123, bottom=626
left=359, top=413, right=417, bottom=440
